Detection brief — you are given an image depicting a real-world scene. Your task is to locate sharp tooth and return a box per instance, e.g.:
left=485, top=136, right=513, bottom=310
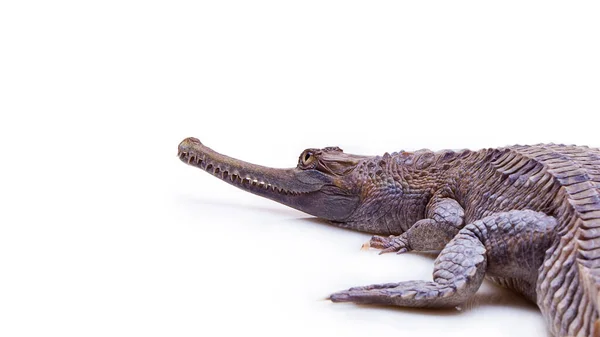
left=188, top=155, right=194, bottom=164
left=196, top=157, right=202, bottom=164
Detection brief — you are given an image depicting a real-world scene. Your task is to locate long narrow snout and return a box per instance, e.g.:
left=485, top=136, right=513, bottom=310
left=179, top=138, right=323, bottom=195
left=177, top=137, right=359, bottom=221
left=178, top=137, right=304, bottom=194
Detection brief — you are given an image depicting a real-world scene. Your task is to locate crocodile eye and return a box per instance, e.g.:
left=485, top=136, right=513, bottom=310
left=302, top=151, right=315, bottom=165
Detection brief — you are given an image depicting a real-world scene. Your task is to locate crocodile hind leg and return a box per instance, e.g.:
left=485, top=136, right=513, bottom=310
left=330, top=210, right=556, bottom=308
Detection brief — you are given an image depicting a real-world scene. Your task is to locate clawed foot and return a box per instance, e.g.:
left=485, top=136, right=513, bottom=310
left=328, top=280, right=451, bottom=306
left=365, top=234, right=411, bottom=254
left=329, top=282, right=404, bottom=303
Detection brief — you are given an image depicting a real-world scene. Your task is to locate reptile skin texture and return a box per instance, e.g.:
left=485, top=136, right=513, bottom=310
left=178, top=138, right=600, bottom=337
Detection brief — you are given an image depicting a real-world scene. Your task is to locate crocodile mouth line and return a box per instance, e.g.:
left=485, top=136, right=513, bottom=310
left=178, top=150, right=305, bottom=196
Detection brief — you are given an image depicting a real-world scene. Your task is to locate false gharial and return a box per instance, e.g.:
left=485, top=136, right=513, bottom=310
left=178, top=137, right=600, bottom=337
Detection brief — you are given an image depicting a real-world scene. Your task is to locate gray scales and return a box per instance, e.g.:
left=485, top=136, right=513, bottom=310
left=178, top=137, right=600, bottom=337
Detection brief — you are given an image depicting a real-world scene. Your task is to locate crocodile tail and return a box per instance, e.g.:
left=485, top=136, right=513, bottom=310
left=579, top=265, right=600, bottom=337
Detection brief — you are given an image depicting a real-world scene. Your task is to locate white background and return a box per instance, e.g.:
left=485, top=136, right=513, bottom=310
left=1, top=1, right=599, bottom=336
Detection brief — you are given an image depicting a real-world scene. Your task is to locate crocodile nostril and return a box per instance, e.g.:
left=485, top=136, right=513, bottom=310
left=178, top=137, right=202, bottom=151
left=185, top=137, right=201, bottom=144
left=178, top=137, right=204, bottom=159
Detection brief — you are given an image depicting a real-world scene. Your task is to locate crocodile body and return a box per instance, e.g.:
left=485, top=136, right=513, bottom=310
left=178, top=138, right=600, bottom=337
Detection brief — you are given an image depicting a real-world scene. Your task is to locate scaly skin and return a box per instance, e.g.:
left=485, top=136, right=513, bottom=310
left=178, top=138, right=600, bottom=337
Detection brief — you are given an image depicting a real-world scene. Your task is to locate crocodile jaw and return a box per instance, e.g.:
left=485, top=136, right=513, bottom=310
left=177, top=137, right=359, bottom=221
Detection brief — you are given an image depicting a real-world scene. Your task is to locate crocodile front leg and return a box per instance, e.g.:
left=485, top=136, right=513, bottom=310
left=369, top=198, right=464, bottom=254
left=330, top=210, right=556, bottom=308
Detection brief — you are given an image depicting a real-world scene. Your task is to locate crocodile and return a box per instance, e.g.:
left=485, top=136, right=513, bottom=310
left=177, top=137, right=600, bottom=337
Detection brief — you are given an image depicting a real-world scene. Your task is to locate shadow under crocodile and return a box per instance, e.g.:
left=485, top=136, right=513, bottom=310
left=179, top=196, right=542, bottom=318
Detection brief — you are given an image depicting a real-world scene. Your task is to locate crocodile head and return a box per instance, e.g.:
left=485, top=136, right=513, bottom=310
left=178, top=137, right=368, bottom=222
